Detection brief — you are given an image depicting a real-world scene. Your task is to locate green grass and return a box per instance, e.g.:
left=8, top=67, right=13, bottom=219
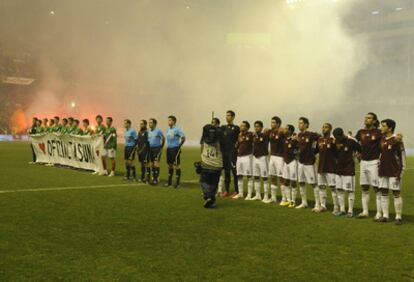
left=0, top=142, right=414, bottom=281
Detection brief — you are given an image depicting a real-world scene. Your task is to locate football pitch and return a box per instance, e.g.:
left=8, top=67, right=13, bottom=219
left=1, top=142, right=414, bottom=281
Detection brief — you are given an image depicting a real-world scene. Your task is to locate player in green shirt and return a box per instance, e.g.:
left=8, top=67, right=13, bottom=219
left=47, top=119, right=55, bottom=132
left=82, top=119, right=94, bottom=136
left=72, top=119, right=83, bottom=135
left=103, top=117, right=117, bottom=177
left=60, top=118, right=69, bottom=134
left=91, top=114, right=108, bottom=175
left=42, top=118, right=49, bottom=132
left=52, top=116, right=62, bottom=132
left=35, top=119, right=44, bottom=133
left=95, top=115, right=106, bottom=135
left=67, top=117, right=75, bottom=134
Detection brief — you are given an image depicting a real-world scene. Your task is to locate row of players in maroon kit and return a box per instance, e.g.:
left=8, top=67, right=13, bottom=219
left=231, top=112, right=405, bottom=225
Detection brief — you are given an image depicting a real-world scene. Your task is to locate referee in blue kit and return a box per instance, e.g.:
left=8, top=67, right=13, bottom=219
left=123, top=119, right=138, bottom=180
left=148, top=118, right=165, bottom=186
left=165, top=115, right=186, bottom=188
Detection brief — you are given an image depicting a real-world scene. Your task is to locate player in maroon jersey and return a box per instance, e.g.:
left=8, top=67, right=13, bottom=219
left=355, top=112, right=382, bottom=219
left=281, top=124, right=299, bottom=208
left=333, top=128, right=360, bottom=217
left=235, top=121, right=254, bottom=199
left=267, top=116, right=286, bottom=204
left=316, top=123, right=337, bottom=213
left=296, top=117, right=320, bottom=211
left=378, top=119, right=406, bottom=225
left=252, top=121, right=270, bottom=202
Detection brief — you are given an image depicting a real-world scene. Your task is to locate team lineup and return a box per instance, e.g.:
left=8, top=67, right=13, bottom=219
left=28, top=111, right=405, bottom=225
left=197, top=111, right=405, bottom=225
left=28, top=115, right=186, bottom=188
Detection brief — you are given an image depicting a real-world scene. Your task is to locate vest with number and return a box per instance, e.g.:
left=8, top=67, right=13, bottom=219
left=201, top=142, right=223, bottom=170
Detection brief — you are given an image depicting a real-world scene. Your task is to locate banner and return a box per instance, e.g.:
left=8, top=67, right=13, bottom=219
left=30, top=133, right=104, bottom=172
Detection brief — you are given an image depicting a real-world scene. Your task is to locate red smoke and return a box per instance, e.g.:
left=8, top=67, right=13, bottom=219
left=10, top=109, right=28, bottom=134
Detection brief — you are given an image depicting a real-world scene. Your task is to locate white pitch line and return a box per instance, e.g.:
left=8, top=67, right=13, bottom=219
left=0, top=183, right=143, bottom=194
left=0, top=180, right=200, bottom=194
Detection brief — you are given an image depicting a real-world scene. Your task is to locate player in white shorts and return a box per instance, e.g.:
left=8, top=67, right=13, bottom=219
left=281, top=124, right=299, bottom=208
left=316, top=123, right=337, bottom=213
left=333, top=128, right=359, bottom=217
left=251, top=121, right=270, bottom=202
left=378, top=119, right=405, bottom=225
left=103, top=117, right=117, bottom=177
left=234, top=121, right=254, bottom=200
left=296, top=117, right=320, bottom=211
left=355, top=112, right=383, bottom=219
left=103, top=148, right=116, bottom=158
left=267, top=116, right=286, bottom=204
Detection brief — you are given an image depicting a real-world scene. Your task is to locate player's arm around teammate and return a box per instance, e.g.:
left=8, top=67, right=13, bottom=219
left=355, top=112, right=383, bottom=219
left=296, top=117, right=321, bottom=211
left=267, top=116, right=286, bottom=204
left=280, top=124, right=299, bottom=208
left=235, top=121, right=254, bottom=200
left=332, top=128, right=360, bottom=217
left=316, top=123, right=338, bottom=213
left=378, top=119, right=406, bottom=225
left=250, top=121, right=270, bottom=203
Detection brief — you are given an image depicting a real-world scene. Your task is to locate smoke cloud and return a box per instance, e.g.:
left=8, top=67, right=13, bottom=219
left=3, top=0, right=383, bottom=141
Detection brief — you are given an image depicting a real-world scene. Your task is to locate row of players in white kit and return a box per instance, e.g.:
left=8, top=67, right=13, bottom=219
left=217, top=114, right=405, bottom=224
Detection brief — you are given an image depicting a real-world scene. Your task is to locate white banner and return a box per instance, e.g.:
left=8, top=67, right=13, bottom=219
left=30, top=133, right=104, bottom=172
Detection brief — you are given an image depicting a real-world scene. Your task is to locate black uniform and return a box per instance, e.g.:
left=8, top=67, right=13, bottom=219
left=220, top=124, right=240, bottom=193
left=136, top=129, right=149, bottom=163
left=135, top=129, right=150, bottom=182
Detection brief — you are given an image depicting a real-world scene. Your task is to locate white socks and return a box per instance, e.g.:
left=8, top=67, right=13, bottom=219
left=381, top=194, right=389, bottom=219
left=291, top=187, right=297, bottom=203
left=331, top=188, right=338, bottom=211
left=271, top=184, right=277, bottom=202
left=394, top=196, right=403, bottom=220
left=348, top=192, right=355, bottom=213
left=254, top=180, right=261, bottom=198
left=280, top=184, right=286, bottom=202
left=263, top=181, right=269, bottom=199
left=247, top=179, right=253, bottom=197
left=238, top=178, right=244, bottom=197
left=281, top=185, right=288, bottom=202
left=313, top=187, right=320, bottom=209
left=338, top=190, right=345, bottom=212
left=299, top=185, right=307, bottom=206
left=319, top=187, right=327, bottom=208
left=376, top=192, right=382, bottom=218
left=362, top=191, right=369, bottom=215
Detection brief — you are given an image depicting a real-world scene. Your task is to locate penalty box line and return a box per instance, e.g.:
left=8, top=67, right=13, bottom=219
left=0, top=180, right=199, bottom=194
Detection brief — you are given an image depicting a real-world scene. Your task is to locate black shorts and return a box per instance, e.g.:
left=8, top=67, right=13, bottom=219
left=138, top=150, right=148, bottom=163
left=124, top=146, right=136, bottom=160
left=149, top=146, right=162, bottom=162
left=167, top=147, right=181, bottom=165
